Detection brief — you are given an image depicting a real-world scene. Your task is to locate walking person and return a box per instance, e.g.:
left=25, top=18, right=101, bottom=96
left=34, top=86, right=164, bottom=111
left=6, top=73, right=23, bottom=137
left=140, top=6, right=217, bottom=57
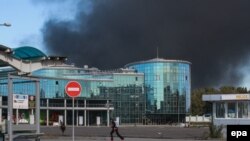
left=110, top=118, right=124, bottom=141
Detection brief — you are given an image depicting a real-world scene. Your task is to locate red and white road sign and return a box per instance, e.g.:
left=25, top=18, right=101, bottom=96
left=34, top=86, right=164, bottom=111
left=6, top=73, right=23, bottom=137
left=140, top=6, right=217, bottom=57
left=65, top=81, right=82, bottom=98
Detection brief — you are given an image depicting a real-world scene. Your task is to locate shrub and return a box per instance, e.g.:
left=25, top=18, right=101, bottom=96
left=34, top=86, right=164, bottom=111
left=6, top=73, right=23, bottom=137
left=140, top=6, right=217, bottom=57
left=209, top=124, right=223, bottom=138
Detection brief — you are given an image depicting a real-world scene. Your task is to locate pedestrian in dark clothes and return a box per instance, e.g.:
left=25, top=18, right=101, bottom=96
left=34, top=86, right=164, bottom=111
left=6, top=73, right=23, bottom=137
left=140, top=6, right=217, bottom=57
left=110, top=118, right=124, bottom=141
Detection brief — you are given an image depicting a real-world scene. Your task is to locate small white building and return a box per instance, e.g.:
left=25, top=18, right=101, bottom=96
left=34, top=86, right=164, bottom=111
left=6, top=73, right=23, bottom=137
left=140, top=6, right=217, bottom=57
left=202, top=94, right=250, bottom=126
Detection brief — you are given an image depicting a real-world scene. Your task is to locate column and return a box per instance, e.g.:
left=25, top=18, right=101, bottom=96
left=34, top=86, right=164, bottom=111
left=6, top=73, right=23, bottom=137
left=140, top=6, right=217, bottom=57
left=8, top=75, right=13, bottom=141
left=236, top=101, right=238, bottom=118
left=84, top=99, right=86, bottom=127
left=107, top=100, right=110, bottom=127
left=248, top=101, right=250, bottom=118
left=46, top=110, right=49, bottom=126
left=76, top=100, right=78, bottom=126
left=107, top=110, right=110, bottom=127
left=16, top=109, right=19, bottom=125
left=76, top=110, right=79, bottom=127
left=64, top=99, right=67, bottom=126
left=224, top=102, right=228, bottom=118
left=64, top=110, right=67, bottom=126
left=46, top=99, right=49, bottom=126
left=35, top=80, right=40, bottom=133
left=212, top=102, right=216, bottom=119
left=0, top=96, right=2, bottom=124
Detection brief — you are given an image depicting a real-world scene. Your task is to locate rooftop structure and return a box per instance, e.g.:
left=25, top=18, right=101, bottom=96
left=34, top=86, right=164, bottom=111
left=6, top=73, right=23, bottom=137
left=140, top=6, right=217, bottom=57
left=0, top=44, right=67, bottom=73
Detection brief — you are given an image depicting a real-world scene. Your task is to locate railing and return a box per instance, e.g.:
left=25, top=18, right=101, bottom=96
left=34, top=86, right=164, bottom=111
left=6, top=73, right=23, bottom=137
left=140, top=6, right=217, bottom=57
left=40, top=102, right=47, bottom=107
left=87, top=104, right=113, bottom=107
left=47, top=103, right=113, bottom=108
left=1, top=101, right=113, bottom=108
left=48, top=103, right=64, bottom=107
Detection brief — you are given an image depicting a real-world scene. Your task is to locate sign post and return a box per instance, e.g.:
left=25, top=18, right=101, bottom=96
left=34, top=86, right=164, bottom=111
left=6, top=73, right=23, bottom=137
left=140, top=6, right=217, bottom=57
left=65, top=81, right=82, bottom=141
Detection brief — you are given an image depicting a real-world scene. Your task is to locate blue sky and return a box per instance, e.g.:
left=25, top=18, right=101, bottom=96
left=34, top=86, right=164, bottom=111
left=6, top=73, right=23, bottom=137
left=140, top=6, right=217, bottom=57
left=0, top=0, right=81, bottom=52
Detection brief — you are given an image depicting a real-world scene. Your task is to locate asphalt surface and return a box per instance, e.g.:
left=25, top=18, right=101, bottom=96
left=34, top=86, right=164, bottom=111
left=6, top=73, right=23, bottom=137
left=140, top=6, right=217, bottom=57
left=34, top=137, right=224, bottom=141
left=14, top=137, right=224, bottom=141
left=11, top=126, right=224, bottom=141
left=40, top=126, right=208, bottom=139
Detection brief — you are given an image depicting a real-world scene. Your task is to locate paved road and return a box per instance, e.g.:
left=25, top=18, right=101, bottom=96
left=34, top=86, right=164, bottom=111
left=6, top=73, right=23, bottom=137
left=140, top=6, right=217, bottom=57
left=12, top=126, right=225, bottom=141
left=40, top=136, right=224, bottom=141
left=40, top=126, right=209, bottom=139
left=15, top=137, right=224, bottom=141
left=15, top=137, right=225, bottom=141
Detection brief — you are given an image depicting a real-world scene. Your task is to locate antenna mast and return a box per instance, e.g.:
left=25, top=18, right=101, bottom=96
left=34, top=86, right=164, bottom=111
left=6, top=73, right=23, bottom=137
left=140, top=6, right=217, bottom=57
left=157, top=47, right=159, bottom=58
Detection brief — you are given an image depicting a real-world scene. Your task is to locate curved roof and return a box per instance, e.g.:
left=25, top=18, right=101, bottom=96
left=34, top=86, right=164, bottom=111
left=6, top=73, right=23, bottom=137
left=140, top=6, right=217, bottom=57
left=0, top=45, right=68, bottom=73
left=125, top=58, right=191, bottom=67
left=12, top=46, right=47, bottom=61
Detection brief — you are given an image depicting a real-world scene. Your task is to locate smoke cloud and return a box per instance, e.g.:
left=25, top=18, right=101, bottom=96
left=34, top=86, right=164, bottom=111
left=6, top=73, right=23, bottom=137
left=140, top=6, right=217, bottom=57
left=41, top=0, right=250, bottom=89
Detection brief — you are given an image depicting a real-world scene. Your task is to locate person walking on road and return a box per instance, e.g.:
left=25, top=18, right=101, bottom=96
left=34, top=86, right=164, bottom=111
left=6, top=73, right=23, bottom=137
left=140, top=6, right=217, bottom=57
left=110, top=118, right=124, bottom=141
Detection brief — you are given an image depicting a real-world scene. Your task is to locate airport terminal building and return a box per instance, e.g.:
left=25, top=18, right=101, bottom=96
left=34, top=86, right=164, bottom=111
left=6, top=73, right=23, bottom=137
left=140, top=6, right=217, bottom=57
left=0, top=45, right=191, bottom=126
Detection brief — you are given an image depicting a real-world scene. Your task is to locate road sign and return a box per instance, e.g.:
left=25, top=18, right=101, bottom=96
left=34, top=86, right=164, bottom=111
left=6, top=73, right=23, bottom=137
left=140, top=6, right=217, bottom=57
left=65, top=81, right=82, bottom=98
left=65, top=81, right=82, bottom=141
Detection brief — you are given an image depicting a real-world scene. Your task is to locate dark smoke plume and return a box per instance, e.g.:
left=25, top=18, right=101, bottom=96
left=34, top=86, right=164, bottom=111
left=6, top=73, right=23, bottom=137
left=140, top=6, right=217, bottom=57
left=41, top=0, right=250, bottom=89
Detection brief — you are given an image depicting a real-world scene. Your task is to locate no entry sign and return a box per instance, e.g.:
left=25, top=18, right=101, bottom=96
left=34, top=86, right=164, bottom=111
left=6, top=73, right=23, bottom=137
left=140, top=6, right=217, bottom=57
left=65, top=81, right=82, bottom=98
left=65, top=81, right=82, bottom=141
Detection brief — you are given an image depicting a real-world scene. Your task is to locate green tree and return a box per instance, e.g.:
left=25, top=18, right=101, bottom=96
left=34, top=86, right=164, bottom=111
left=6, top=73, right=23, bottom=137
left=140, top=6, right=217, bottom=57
left=236, top=87, right=248, bottom=93
left=191, top=86, right=249, bottom=116
left=191, top=88, right=204, bottom=115
left=220, top=86, right=248, bottom=93
left=220, top=86, right=236, bottom=93
left=191, top=88, right=217, bottom=115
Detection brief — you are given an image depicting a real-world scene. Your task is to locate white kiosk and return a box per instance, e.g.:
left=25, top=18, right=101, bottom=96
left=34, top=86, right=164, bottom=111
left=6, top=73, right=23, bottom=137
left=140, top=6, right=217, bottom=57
left=202, top=94, right=250, bottom=126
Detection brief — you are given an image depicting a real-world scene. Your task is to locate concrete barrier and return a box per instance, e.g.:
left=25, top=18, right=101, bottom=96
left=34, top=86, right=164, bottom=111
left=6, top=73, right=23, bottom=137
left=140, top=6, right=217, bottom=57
left=185, top=115, right=211, bottom=123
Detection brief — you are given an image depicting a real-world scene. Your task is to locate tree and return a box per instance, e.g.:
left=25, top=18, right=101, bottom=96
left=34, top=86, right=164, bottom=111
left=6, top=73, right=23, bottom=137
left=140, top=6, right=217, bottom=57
left=191, top=88, right=204, bottom=115
left=191, top=87, right=218, bottom=115
left=220, top=86, right=236, bottom=94
left=236, top=87, right=248, bottom=93
left=191, top=86, right=249, bottom=116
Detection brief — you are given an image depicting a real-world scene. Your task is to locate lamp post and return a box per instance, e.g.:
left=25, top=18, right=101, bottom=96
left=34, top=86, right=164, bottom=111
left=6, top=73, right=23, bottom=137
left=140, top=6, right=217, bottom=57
left=134, top=102, right=138, bottom=127
left=0, top=22, right=11, bottom=27
left=176, top=90, right=179, bottom=127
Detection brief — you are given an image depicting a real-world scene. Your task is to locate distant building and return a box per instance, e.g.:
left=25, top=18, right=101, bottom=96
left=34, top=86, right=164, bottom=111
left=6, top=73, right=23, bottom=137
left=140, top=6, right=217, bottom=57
left=125, top=58, right=191, bottom=123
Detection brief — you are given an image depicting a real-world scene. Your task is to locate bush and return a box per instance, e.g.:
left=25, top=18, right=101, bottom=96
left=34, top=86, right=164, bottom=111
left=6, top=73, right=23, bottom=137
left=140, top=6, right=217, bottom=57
left=209, top=124, right=223, bottom=138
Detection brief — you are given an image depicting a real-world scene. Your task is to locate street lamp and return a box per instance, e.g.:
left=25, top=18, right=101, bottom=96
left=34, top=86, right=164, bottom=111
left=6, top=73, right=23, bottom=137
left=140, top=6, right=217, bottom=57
left=0, top=22, right=11, bottom=27
left=176, top=90, right=179, bottom=127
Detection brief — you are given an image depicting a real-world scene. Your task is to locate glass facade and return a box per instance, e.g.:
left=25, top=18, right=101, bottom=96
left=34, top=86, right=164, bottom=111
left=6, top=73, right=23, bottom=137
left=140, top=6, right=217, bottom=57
left=0, top=67, right=145, bottom=124
left=228, top=102, right=236, bottom=118
left=216, top=102, right=225, bottom=118
left=126, top=58, right=191, bottom=123
left=215, top=101, right=249, bottom=118
left=238, top=102, right=248, bottom=118
left=0, top=46, right=192, bottom=125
